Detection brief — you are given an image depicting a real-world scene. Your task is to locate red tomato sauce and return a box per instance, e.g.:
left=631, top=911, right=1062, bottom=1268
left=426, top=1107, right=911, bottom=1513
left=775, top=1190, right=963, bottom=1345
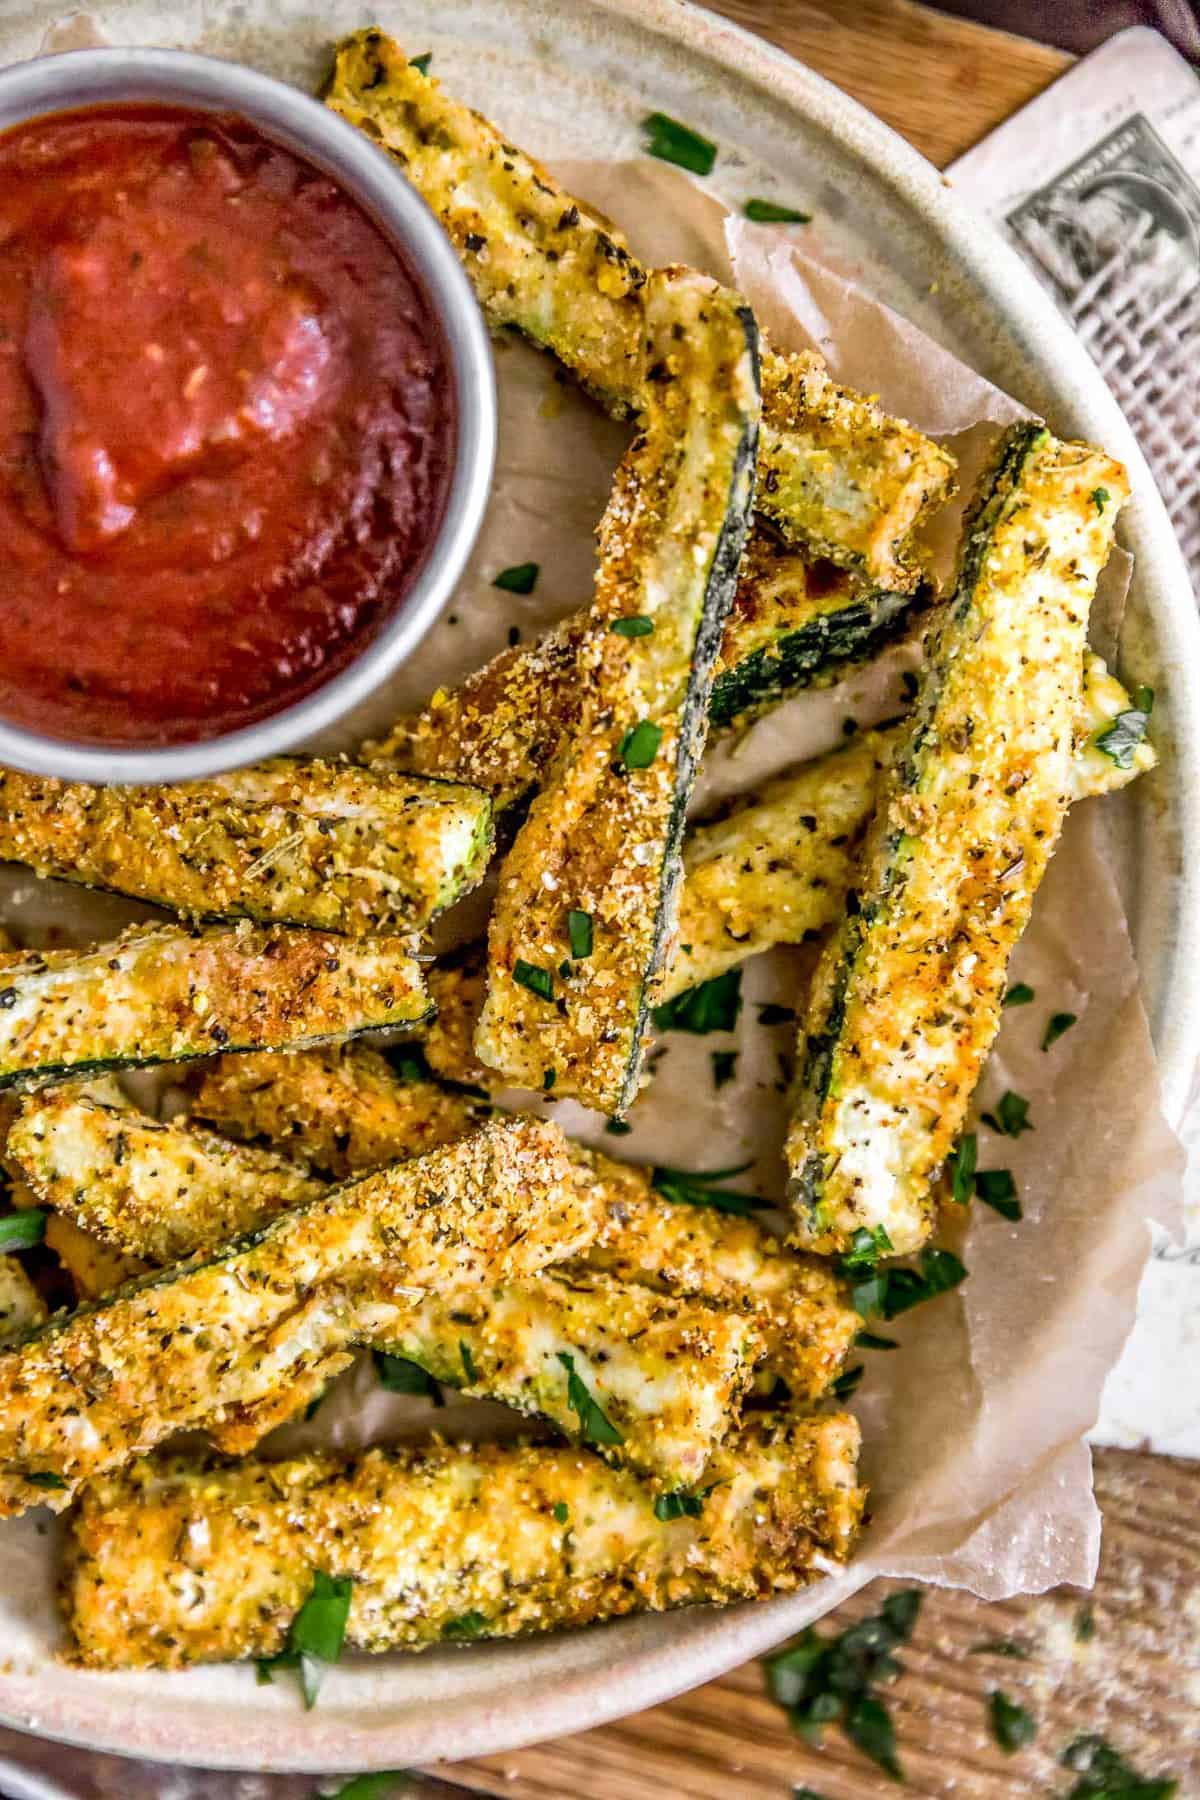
left=0, top=107, right=455, bottom=746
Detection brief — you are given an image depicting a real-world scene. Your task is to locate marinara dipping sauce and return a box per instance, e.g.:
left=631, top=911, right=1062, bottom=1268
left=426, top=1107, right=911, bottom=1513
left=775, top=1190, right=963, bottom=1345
left=0, top=107, right=455, bottom=746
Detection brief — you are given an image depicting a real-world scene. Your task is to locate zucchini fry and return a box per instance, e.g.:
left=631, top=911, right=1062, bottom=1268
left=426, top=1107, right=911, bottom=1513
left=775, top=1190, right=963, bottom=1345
left=476, top=267, right=760, bottom=1111
left=8, top=1086, right=758, bottom=1486
left=787, top=424, right=1130, bottom=1255
left=364, top=544, right=925, bottom=803
left=0, top=923, right=429, bottom=1090
left=63, top=1411, right=865, bottom=1668
left=0, top=1116, right=588, bottom=1515
left=0, top=1255, right=45, bottom=1339
left=191, top=1051, right=859, bottom=1402
left=325, top=28, right=953, bottom=588
left=0, top=762, right=492, bottom=937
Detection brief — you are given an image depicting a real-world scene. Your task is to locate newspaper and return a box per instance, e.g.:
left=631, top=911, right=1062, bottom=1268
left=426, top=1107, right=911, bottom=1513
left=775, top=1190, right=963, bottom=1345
left=950, top=27, right=1200, bottom=1460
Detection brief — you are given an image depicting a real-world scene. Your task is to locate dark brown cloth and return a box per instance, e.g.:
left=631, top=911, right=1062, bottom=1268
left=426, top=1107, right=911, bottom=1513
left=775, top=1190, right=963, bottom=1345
left=933, top=0, right=1200, bottom=57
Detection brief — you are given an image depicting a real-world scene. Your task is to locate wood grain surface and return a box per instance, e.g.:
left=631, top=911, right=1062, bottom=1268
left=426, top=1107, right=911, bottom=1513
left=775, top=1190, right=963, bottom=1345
left=426, top=8, right=1190, bottom=1797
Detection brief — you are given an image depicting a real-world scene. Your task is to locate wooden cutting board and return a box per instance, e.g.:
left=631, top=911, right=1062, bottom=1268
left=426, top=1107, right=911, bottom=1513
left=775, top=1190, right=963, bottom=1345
left=424, top=7, right=1197, bottom=1797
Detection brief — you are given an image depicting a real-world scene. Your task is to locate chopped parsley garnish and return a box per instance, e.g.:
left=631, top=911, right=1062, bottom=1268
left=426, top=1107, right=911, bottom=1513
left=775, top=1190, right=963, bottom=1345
left=1096, top=695, right=1152, bottom=770
left=756, top=1002, right=796, bottom=1026
left=492, top=561, right=539, bottom=594
left=711, top=1049, right=738, bottom=1089
left=1075, top=1605, right=1096, bottom=1642
left=542, top=1067, right=557, bottom=1092
left=604, top=1119, right=633, bottom=1136
left=830, top=1363, right=864, bottom=1400
left=557, top=1350, right=624, bottom=1446
left=386, top=1044, right=435, bottom=1085
left=949, top=1132, right=977, bottom=1205
left=970, top=1638, right=1031, bottom=1658
left=610, top=614, right=654, bottom=637
left=513, top=958, right=554, bottom=1001
left=1060, top=1734, right=1177, bottom=1797
left=373, top=1351, right=443, bottom=1406
left=459, top=1340, right=478, bottom=1384
left=328, top=1773, right=413, bottom=1800
left=981, top=1090, right=1033, bottom=1138
left=25, top=1470, right=67, bottom=1490
left=988, top=1690, right=1036, bottom=1753
left=256, top=1569, right=353, bottom=1708
left=618, top=719, right=662, bottom=769
left=1043, top=1010, right=1078, bottom=1051
left=552, top=1501, right=569, bottom=1525
left=1003, top=981, right=1035, bottom=1008
left=642, top=112, right=716, bottom=175
left=856, top=1330, right=899, bottom=1351
left=839, top=1224, right=894, bottom=1275
left=302, top=1390, right=326, bottom=1422
left=0, top=1210, right=46, bottom=1252
left=651, top=1160, right=767, bottom=1216
left=443, top=1610, right=487, bottom=1639
left=975, top=1168, right=1020, bottom=1219
left=652, top=968, right=742, bottom=1034
left=850, top=1247, right=967, bottom=1319
left=567, top=908, right=593, bottom=959
left=743, top=197, right=811, bottom=223
left=1089, top=487, right=1111, bottom=513
left=763, top=1588, right=922, bottom=1781
left=653, top=1487, right=707, bottom=1521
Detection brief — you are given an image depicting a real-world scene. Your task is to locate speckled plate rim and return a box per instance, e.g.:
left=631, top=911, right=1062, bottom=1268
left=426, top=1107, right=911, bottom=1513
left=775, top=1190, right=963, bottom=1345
left=0, top=0, right=1198, bottom=1776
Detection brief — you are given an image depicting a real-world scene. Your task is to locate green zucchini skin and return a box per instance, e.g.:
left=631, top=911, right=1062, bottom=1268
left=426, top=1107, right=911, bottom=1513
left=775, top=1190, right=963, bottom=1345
left=475, top=268, right=761, bottom=1112
left=786, top=422, right=1130, bottom=1256
left=0, top=760, right=492, bottom=936
left=0, top=924, right=430, bottom=1091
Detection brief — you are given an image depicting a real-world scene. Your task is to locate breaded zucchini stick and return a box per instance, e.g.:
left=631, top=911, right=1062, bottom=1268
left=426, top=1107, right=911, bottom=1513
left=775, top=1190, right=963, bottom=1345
left=325, top=28, right=953, bottom=589
left=0, top=923, right=430, bottom=1090
left=477, top=268, right=760, bottom=1111
left=189, top=1052, right=858, bottom=1402
left=8, top=1088, right=761, bottom=1486
left=64, top=1411, right=865, bottom=1668
left=0, top=1116, right=588, bottom=1515
left=0, top=761, right=492, bottom=937
left=787, top=424, right=1130, bottom=1255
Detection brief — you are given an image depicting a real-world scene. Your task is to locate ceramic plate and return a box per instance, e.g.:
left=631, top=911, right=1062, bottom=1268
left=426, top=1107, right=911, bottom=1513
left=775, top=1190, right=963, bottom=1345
left=0, top=0, right=1197, bottom=1772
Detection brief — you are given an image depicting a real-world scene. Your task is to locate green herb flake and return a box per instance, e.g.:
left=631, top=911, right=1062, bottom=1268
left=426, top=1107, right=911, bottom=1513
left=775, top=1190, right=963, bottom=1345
left=743, top=197, right=811, bottom=223
left=459, top=1340, right=478, bottom=1385
left=840, top=1224, right=894, bottom=1275
left=763, top=1591, right=920, bottom=1780
left=492, top=561, right=539, bottom=594
left=25, top=1470, right=67, bottom=1491
left=552, top=1501, right=569, bottom=1525
left=830, top=1363, right=864, bottom=1400
left=1095, top=702, right=1152, bottom=771
left=856, top=1330, right=899, bottom=1351
left=950, top=1132, right=978, bottom=1205
left=1003, top=982, right=1035, bottom=1008
left=653, top=1488, right=706, bottom=1521
left=711, top=1049, right=738, bottom=1089
left=1090, top=486, right=1111, bottom=513
left=970, top=1637, right=1031, bottom=1659
left=329, top=1773, right=413, bottom=1800
left=443, top=1610, right=487, bottom=1639
left=302, top=1389, right=327, bottom=1422
left=975, top=1168, right=1021, bottom=1219
left=981, top=1090, right=1033, bottom=1138
left=1075, top=1605, right=1096, bottom=1642
left=260, top=1569, right=353, bottom=1709
left=618, top=719, right=663, bottom=770
left=854, top=1247, right=967, bottom=1320
left=0, top=1210, right=47, bottom=1253
left=651, top=1160, right=767, bottom=1216
left=653, top=969, right=742, bottom=1035
left=513, top=958, right=554, bottom=1002
left=604, top=1119, right=633, bottom=1137
left=567, top=908, right=593, bottom=959
left=1043, top=1011, right=1078, bottom=1051
left=408, top=52, right=432, bottom=74
left=756, top=1002, right=796, bottom=1025
left=373, top=1351, right=443, bottom=1407
left=1060, top=1733, right=1178, bottom=1797
left=557, top=1350, right=624, bottom=1446
left=609, top=614, right=654, bottom=638
left=542, top=1067, right=557, bottom=1092
left=642, top=111, right=717, bottom=176
left=988, top=1689, right=1037, bottom=1753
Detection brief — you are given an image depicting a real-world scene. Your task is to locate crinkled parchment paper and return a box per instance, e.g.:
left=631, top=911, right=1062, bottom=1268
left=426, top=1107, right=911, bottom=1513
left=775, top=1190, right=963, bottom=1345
left=0, top=153, right=1185, bottom=1777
